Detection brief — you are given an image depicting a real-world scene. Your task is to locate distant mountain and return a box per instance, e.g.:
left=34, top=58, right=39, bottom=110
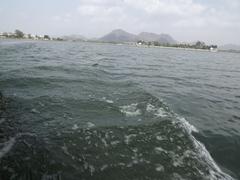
left=219, top=44, right=240, bottom=51
left=137, top=32, right=176, bottom=44
left=61, top=35, right=87, bottom=41
left=99, top=29, right=137, bottom=42
left=99, top=29, right=176, bottom=44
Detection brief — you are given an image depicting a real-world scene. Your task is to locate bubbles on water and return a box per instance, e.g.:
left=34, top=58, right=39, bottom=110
left=155, top=164, right=165, bottom=172
left=0, top=118, right=6, bottom=124
left=100, top=164, right=108, bottom=171
left=155, top=108, right=168, bottom=117
left=61, top=144, right=70, bottom=155
left=31, top=108, right=40, bottom=114
left=106, top=100, right=114, bottom=104
left=0, top=137, right=16, bottom=159
left=156, top=135, right=166, bottom=141
left=120, top=103, right=141, bottom=117
left=101, top=138, right=108, bottom=147
left=172, top=173, right=184, bottom=180
left=146, top=103, right=155, bottom=112
left=110, top=140, right=120, bottom=146
left=155, top=147, right=168, bottom=154
left=146, top=103, right=168, bottom=117
left=72, top=124, right=79, bottom=130
left=38, top=101, right=45, bottom=107
left=176, top=116, right=199, bottom=133
left=86, top=122, right=95, bottom=128
left=124, top=134, right=137, bottom=145
left=102, top=97, right=114, bottom=104
left=89, top=165, right=95, bottom=176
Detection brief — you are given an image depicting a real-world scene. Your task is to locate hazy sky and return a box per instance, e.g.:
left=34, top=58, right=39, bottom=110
left=1, top=0, right=240, bottom=45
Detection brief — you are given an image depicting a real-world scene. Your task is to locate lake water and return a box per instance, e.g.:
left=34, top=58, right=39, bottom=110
left=0, top=40, right=240, bottom=180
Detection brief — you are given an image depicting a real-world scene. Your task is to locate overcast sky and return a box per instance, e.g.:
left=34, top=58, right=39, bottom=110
left=1, top=0, right=240, bottom=45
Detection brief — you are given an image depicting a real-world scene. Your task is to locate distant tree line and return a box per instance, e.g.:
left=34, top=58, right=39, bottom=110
left=137, top=40, right=217, bottom=50
left=15, top=29, right=24, bottom=38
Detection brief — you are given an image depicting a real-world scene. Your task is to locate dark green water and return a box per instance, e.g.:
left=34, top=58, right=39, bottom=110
left=0, top=40, right=240, bottom=180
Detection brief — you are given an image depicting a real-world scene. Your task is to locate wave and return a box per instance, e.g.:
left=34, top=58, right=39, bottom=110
left=0, top=137, right=16, bottom=159
left=117, top=94, right=233, bottom=179
left=0, top=90, right=235, bottom=179
left=115, top=92, right=234, bottom=179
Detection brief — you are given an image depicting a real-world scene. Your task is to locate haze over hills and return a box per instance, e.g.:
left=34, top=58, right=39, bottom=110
left=137, top=32, right=176, bottom=44
left=219, top=44, right=240, bottom=51
left=61, top=34, right=87, bottom=41
left=55, top=29, right=240, bottom=50
left=99, top=29, right=177, bottom=44
left=99, top=29, right=138, bottom=43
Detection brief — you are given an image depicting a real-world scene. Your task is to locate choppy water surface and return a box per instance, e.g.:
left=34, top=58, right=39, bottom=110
left=0, top=40, right=240, bottom=180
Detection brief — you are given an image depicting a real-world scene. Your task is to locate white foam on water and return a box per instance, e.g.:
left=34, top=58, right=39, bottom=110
left=155, top=147, right=168, bottom=154
left=119, top=100, right=234, bottom=179
left=101, top=138, right=108, bottom=147
left=155, top=108, right=168, bottom=117
left=72, top=124, right=79, bottom=130
left=146, top=103, right=155, bottom=112
left=156, top=135, right=166, bottom=141
left=172, top=173, right=184, bottom=179
left=100, top=164, right=108, bottom=171
left=176, top=117, right=199, bottom=133
left=0, top=133, right=36, bottom=160
left=61, top=144, right=70, bottom=156
left=118, top=162, right=126, bottom=166
left=110, top=140, right=120, bottom=146
left=124, top=134, right=137, bottom=145
left=86, top=122, right=95, bottom=128
left=38, top=102, right=45, bottom=107
left=146, top=103, right=168, bottom=117
left=155, top=164, right=165, bottom=172
left=0, top=137, right=16, bottom=159
left=102, top=97, right=114, bottom=104
left=192, top=136, right=234, bottom=180
left=170, top=152, right=184, bottom=168
left=175, top=115, right=234, bottom=179
left=106, top=100, right=114, bottom=103
left=89, top=165, right=95, bottom=176
left=0, top=118, right=6, bottom=124
left=120, top=103, right=141, bottom=117
left=31, top=108, right=40, bottom=114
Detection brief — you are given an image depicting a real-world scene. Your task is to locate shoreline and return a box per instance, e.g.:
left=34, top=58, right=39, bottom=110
left=1, top=38, right=239, bottom=54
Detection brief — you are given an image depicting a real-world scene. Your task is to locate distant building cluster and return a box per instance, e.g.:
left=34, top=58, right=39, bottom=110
left=0, top=29, right=63, bottom=41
